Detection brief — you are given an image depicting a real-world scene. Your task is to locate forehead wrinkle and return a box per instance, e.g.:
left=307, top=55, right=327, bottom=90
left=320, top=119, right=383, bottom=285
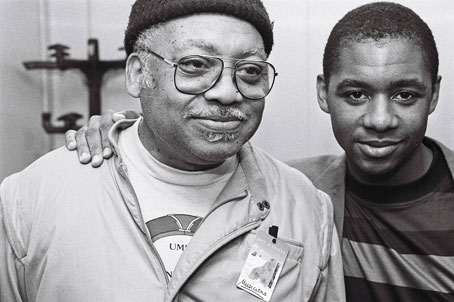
left=173, top=39, right=218, bottom=54
left=243, top=48, right=267, bottom=60
left=340, top=38, right=422, bottom=67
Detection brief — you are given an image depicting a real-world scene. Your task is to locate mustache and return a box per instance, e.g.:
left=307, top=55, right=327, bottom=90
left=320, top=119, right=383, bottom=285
left=184, top=107, right=248, bottom=121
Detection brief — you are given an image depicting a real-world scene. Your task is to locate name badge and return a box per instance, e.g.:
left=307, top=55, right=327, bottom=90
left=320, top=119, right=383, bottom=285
left=236, top=228, right=289, bottom=301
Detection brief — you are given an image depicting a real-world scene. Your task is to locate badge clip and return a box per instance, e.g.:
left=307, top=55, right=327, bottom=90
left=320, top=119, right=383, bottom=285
left=268, top=225, right=278, bottom=243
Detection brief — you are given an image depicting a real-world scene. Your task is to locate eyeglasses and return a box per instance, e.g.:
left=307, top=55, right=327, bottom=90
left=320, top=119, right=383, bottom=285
left=143, top=50, right=277, bottom=100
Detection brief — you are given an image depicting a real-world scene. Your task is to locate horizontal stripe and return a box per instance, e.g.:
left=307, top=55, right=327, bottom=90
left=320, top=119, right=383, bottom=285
left=343, top=192, right=454, bottom=232
left=345, top=276, right=454, bottom=302
left=342, top=239, right=454, bottom=294
left=343, top=217, right=454, bottom=256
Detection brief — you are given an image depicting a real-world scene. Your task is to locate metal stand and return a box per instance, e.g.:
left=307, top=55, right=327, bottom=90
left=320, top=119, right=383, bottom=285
left=23, top=39, right=126, bottom=133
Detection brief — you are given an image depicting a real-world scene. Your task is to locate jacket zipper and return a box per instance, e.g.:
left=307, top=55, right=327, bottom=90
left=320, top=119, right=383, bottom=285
left=118, top=164, right=170, bottom=285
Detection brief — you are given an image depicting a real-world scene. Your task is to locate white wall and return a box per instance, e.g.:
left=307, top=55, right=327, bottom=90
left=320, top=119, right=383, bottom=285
left=0, top=0, right=50, bottom=182
left=1, top=0, right=454, bottom=182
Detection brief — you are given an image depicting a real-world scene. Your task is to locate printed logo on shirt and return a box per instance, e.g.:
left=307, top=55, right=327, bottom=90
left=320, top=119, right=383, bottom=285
left=147, top=214, right=202, bottom=241
left=146, top=214, right=203, bottom=279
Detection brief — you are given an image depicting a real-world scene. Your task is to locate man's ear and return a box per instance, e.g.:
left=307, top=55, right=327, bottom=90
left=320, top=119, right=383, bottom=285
left=429, top=75, right=442, bottom=114
left=126, top=53, right=143, bottom=98
left=316, top=74, right=330, bottom=113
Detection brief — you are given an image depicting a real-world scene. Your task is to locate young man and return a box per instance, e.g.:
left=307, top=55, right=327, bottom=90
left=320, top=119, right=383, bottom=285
left=291, top=3, right=454, bottom=301
left=0, top=0, right=344, bottom=301
left=68, top=2, right=454, bottom=301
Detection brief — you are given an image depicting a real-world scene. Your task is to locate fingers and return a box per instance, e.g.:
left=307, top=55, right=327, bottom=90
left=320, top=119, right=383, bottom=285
left=85, top=115, right=106, bottom=167
left=65, top=130, right=77, bottom=150
left=96, top=110, right=139, bottom=161
left=65, top=127, right=92, bottom=164
left=113, top=109, right=140, bottom=130
left=74, top=125, right=92, bottom=164
left=99, top=112, right=115, bottom=160
left=112, top=112, right=126, bottom=122
left=115, top=109, right=141, bottom=120
left=101, top=109, right=140, bottom=154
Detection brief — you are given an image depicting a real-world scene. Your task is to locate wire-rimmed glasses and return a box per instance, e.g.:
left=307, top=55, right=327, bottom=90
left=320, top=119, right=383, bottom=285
left=144, top=50, right=277, bottom=100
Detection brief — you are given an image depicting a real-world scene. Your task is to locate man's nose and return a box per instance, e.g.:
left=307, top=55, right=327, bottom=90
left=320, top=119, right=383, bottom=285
left=203, top=67, right=243, bottom=105
left=362, top=96, right=398, bottom=132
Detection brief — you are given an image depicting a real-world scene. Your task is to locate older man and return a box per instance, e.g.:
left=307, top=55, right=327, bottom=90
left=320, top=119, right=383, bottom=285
left=69, top=2, right=454, bottom=302
left=0, top=0, right=343, bottom=301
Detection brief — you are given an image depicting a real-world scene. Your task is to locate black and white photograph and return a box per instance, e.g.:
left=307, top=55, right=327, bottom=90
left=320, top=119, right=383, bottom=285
left=1, top=0, right=453, bottom=301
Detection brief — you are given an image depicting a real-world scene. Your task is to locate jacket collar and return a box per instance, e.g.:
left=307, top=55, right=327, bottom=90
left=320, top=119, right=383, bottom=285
left=425, top=137, right=454, bottom=179
left=108, top=119, right=270, bottom=207
left=108, top=119, right=137, bottom=159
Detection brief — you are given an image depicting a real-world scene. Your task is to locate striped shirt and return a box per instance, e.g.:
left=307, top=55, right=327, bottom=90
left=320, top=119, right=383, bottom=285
left=343, top=140, right=454, bottom=301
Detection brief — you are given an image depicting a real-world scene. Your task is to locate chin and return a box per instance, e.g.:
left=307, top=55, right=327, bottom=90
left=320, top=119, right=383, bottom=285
left=195, top=143, right=242, bottom=162
left=354, top=160, right=400, bottom=179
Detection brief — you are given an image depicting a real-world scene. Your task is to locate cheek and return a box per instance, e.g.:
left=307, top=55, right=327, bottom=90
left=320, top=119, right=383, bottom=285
left=397, top=105, right=430, bottom=133
left=251, top=103, right=265, bottom=120
left=140, top=92, right=181, bottom=132
left=329, top=111, right=355, bottom=140
left=404, top=116, right=429, bottom=141
left=246, top=103, right=265, bottom=128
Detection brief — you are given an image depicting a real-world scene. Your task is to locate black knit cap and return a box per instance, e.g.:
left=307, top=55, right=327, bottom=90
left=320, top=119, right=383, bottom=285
left=124, top=0, right=274, bottom=56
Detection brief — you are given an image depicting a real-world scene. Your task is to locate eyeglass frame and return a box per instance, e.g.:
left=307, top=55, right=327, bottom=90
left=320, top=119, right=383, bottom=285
left=139, top=49, right=278, bottom=100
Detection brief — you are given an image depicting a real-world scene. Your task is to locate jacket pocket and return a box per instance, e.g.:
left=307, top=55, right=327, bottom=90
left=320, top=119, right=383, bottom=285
left=278, top=235, right=304, bottom=263
left=240, top=233, right=321, bottom=301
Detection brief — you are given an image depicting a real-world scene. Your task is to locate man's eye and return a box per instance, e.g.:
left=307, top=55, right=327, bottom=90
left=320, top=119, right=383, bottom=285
left=238, top=64, right=262, bottom=75
left=236, top=63, right=265, bottom=84
left=392, top=91, right=416, bottom=104
left=348, top=91, right=369, bottom=103
left=178, top=58, right=211, bottom=74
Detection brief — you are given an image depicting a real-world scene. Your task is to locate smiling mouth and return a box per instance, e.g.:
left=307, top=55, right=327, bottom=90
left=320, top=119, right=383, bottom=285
left=194, top=117, right=242, bottom=131
left=357, top=141, right=400, bottom=158
left=185, top=107, right=247, bottom=132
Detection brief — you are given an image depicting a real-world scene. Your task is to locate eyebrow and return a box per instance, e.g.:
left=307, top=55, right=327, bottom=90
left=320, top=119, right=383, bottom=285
left=389, top=79, right=427, bottom=91
left=243, top=48, right=267, bottom=60
left=335, top=78, right=428, bottom=92
left=175, top=40, right=267, bottom=60
left=335, top=79, right=372, bottom=92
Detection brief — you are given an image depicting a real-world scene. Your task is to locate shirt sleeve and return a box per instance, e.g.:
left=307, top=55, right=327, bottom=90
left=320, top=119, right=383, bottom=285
left=0, top=193, right=26, bottom=302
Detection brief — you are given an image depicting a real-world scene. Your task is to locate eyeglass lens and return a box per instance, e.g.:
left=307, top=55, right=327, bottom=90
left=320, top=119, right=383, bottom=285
left=174, top=55, right=275, bottom=99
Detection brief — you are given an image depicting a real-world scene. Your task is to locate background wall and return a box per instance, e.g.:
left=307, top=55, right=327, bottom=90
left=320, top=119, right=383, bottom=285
left=1, top=0, right=454, bottom=182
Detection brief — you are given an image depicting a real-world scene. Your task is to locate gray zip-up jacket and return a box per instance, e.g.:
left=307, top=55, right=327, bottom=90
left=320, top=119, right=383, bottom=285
left=1, top=120, right=344, bottom=302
